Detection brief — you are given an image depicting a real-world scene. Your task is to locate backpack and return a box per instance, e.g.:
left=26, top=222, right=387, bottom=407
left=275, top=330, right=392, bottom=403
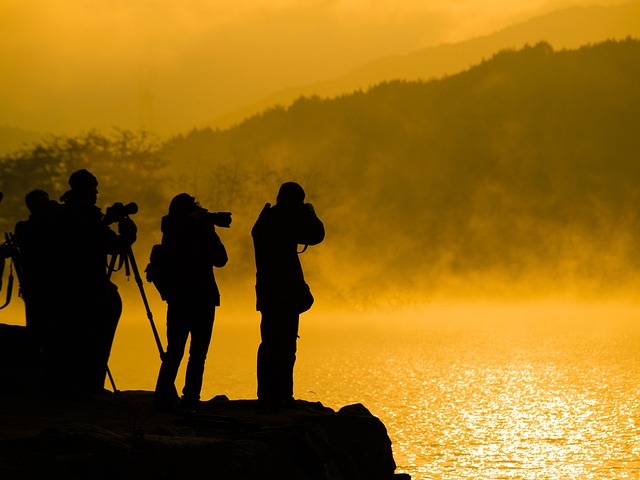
left=145, top=244, right=171, bottom=301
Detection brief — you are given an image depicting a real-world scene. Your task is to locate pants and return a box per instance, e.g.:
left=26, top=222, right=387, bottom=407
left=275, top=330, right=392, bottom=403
left=44, top=282, right=120, bottom=395
left=83, top=282, right=121, bottom=392
left=155, top=300, right=215, bottom=403
left=257, top=309, right=300, bottom=402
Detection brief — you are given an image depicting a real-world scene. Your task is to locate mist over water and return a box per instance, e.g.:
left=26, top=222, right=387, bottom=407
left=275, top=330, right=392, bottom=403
left=1, top=203, right=637, bottom=478
left=3, top=40, right=640, bottom=309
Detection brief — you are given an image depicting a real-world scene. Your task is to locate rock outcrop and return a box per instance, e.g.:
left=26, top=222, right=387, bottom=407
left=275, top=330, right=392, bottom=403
left=0, top=324, right=410, bottom=479
left=0, top=392, right=409, bottom=479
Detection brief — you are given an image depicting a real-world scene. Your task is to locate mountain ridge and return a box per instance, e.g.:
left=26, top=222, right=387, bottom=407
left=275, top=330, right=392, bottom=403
left=209, top=1, right=640, bottom=130
left=2, top=39, right=640, bottom=301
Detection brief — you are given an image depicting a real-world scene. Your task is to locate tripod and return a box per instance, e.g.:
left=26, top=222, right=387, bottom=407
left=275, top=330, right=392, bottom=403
left=106, top=243, right=166, bottom=393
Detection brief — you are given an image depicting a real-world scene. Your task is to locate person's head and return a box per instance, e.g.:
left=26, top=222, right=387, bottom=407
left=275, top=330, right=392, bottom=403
left=68, top=169, right=98, bottom=205
left=168, top=193, right=198, bottom=217
left=276, top=182, right=305, bottom=207
left=25, top=190, right=50, bottom=215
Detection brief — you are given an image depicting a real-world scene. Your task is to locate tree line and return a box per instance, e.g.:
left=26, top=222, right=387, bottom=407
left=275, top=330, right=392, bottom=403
left=2, top=38, right=640, bottom=302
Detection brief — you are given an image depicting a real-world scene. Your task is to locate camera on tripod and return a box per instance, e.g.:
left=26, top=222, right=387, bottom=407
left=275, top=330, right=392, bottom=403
left=104, top=202, right=138, bottom=225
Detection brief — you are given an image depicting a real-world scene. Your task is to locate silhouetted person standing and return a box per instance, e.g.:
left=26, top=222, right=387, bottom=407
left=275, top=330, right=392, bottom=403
left=252, top=182, right=325, bottom=411
left=14, top=190, right=59, bottom=348
left=52, top=169, right=137, bottom=396
left=154, top=193, right=230, bottom=411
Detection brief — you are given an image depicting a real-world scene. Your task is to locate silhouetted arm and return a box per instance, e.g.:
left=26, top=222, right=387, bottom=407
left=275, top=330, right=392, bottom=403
left=297, top=204, right=325, bottom=246
left=209, top=230, right=228, bottom=268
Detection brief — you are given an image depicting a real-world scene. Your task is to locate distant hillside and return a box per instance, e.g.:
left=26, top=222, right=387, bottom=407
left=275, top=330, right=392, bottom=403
left=167, top=39, right=640, bottom=302
left=210, top=1, right=640, bottom=130
left=2, top=41, right=638, bottom=303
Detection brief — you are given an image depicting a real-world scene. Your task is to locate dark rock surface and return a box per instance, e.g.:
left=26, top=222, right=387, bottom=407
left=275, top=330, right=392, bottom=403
left=0, top=391, right=409, bottom=479
left=0, top=324, right=40, bottom=394
left=0, top=323, right=410, bottom=479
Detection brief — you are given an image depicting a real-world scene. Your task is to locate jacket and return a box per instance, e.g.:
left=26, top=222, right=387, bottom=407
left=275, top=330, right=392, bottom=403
left=252, top=202, right=324, bottom=312
left=161, top=213, right=228, bottom=306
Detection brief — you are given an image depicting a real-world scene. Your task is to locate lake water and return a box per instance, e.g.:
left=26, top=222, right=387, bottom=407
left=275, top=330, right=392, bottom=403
left=107, top=302, right=640, bottom=479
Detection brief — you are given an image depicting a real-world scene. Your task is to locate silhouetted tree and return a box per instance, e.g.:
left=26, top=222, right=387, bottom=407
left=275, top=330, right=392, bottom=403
left=0, top=130, right=169, bottom=235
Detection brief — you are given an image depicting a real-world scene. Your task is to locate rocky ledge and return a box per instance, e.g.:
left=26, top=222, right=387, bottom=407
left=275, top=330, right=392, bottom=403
left=0, top=323, right=409, bottom=479
left=0, top=390, right=410, bottom=479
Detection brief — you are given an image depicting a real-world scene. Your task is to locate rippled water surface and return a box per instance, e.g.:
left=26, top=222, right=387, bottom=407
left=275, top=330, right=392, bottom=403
left=111, top=304, right=640, bottom=479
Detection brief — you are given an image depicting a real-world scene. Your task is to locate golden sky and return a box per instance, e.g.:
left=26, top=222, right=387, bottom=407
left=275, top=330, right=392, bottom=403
left=0, top=0, right=630, bottom=135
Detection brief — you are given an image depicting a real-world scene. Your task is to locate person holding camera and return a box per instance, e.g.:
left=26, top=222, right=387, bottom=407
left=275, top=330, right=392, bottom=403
left=154, top=193, right=230, bottom=411
left=252, top=182, right=325, bottom=412
left=51, top=169, right=137, bottom=396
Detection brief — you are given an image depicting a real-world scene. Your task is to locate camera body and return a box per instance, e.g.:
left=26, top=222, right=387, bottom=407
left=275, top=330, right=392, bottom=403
left=104, top=202, right=138, bottom=225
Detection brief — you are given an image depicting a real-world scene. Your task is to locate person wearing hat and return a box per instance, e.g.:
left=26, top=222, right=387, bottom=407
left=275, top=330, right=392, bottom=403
left=49, top=169, right=137, bottom=396
left=252, top=182, right=325, bottom=412
left=153, top=193, right=230, bottom=411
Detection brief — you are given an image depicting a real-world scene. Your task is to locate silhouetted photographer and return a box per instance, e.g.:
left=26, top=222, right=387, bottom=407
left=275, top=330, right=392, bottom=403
left=252, top=182, right=325, bottom=412
left=151, top=193, right=229, bottom=411
left=51, top=169, right=137, bottom=396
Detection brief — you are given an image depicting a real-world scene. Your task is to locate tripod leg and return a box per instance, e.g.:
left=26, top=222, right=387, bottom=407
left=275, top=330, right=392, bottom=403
left=106, top=253, right=119, bottom=281
left=106, top=365, right=119, bottom=394
left=126, top=245, right=166, bottom=360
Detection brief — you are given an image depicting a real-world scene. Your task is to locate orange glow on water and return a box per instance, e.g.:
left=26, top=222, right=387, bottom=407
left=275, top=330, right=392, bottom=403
left=102, top=302, right=640, bottom=478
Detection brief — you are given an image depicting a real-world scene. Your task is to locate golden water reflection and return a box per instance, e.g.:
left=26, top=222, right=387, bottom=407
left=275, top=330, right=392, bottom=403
left=109, top=304, right=640, bottom=479
left=295, top=305, right=640, bottom=479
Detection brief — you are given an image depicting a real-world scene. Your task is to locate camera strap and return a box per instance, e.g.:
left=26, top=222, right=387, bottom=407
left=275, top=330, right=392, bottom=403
left=0, top=262, right=14, bottom=310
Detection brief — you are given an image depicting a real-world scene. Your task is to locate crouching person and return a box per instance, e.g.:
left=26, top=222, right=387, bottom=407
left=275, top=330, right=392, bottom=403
left=153, top=193, right=230, bottom=411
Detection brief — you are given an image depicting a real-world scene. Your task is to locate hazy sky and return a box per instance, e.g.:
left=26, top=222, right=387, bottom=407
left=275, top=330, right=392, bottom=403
left=0, top=0, right=629, bottom=135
